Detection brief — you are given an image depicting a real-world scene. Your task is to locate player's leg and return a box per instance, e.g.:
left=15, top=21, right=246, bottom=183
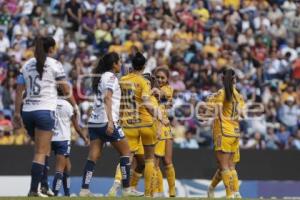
left=154, top=140, right=165, bottom=197
left=29, top=129, right=52, bottom=196
left=207, top=162, right=222, bottom=198
left=216, top=151, right=234, bottom=198
left=63, top=157, right=71, bottom=196
left=140, top=126, right=157, bottom=197
left=163, top=138, right=176, bottom=197
left=111, top=138, right=143, bottom=196
left=80, top=138, right=103, bottom=196
left=52, top=153, right=66, bottom=196
left=230, top=140, right=241, bottom=198
left=40, top=150, right=54, bottom=196
left=130, top=145, right=145, bottom=189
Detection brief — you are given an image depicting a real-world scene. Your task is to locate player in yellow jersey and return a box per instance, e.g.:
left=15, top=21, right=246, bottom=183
left=119, top=52, right=164, bottom=197
left=154, top=67, right=176, bottom=197
left=204, top=67, right=245, bottom=198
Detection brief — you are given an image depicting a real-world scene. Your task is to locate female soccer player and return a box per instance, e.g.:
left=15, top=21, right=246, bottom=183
left=79, top=52, right=138, bottom=197
left=154, top=67, right=176, bottom=197
left=51, top=89, right=89, bottom=196
left=205, top=67, right=245, bottom=198
left=119, top=52, right=164, bottom=197
left=13, top=36, right=77, bottom=197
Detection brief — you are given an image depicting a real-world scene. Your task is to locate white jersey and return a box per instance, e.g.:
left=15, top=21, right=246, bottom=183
left=52, top=99, right=74, bottom=142
left=89, top=72, right=121, bottom=124
left=21, top=57, right=66, bottom=111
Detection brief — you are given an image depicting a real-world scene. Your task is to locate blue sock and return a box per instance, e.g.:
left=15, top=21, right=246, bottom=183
left=63, top=172, right=70, bottom=196
left=30, top=162, right=44, bottom=193
left=52, top=171, right=63, bottom=196
left=81, top=160, right=96, bottom=189
left=41, top=156, right=49, bottom=189
left=120, top=156, right=131, bottom=188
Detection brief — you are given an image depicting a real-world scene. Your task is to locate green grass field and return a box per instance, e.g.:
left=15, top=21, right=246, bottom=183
left=0, top=198, right=208, bottom=200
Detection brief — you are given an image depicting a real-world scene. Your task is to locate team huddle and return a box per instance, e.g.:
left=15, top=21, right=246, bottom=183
left=13, top=36, right=245, bottom=198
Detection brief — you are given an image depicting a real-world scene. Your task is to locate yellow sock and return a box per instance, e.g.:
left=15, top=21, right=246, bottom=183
left=210, top=169, right=222, bottom=188
left=165, top=164, right=176, bottom=197
left=150, top=166, right=157, bottom=196
left=144, top=159, right=155, bottom=196
left=231, top=169, right=239, bottom=193
left=130, top=171, right=142, bottom=188
left=114, top=164, right=122, bottom=183
left=221, top=169, right=234, bottom=198
left=156, top=167, right=164, bottom=193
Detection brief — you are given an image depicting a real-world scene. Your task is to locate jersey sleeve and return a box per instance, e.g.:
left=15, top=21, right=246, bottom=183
left=53, top=61, right=66, bottom=80
left=141, top=79, right=151, bottom=100
left=102, top=73, right=116, bottom=92
left=206, top=90, right=223, bottom=104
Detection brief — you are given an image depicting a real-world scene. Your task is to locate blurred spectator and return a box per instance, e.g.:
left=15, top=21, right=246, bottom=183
left=265, top=127, right=279, bottom=150
left=179, top=129, right=199, bottom=149
left=276, top=124, right=291, bottom=149
left=242, top=132, right=266, bottom=149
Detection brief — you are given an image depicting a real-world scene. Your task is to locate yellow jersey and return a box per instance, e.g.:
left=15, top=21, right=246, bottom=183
left=120, top=73, right=153, bottom=128
left=160, top=84, right=173, bottom=139
left=207, top=88, right=245, bottom=137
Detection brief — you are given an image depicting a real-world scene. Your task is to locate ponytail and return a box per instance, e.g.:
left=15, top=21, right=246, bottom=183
left=34, top=36, right=56, bottom=79
left=35, top=37, right=46, bottom=79
left=92, top=52, right=119, bottom=93
left=223, top=67, right=235, bottom=102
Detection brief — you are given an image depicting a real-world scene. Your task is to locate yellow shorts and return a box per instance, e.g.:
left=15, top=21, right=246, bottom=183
left=233, top=147, right=240, bottom=163
left=214, top=134, right=239, bottom=153
left=123, top=125, right=157, bottom=152
left=155, top=140, right=166, bottom=157
left=135, top=140, right=144, bottom=155
left=159, top=125, right=172, bottom=140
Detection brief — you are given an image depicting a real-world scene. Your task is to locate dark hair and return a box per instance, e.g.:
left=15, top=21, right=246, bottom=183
left=34, top=36, right=56, bottom=79
left=222, top=67, right=235, bottom=101
left=143, top=73, right=159, bottom=88
left=132, top=52, right=146, bottom=71
left=92, top=52, right=119, bottom=93
left=154, top=67, right=170, bottom=79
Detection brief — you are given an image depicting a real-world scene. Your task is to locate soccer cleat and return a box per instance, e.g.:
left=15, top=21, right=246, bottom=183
left=40, top=187, right=55, bottom=197
left=153, top=192, right=164, bottom=198
left=169, top=189, right=176, bottom=197
left=122, top=188, right=144, bottom=197
left=28, top=191, right=48, bottom=197
left=234, top=192, right=242, bottom=198
left=207, top=185, right=215, bottom=198
left=107, top=181, right=121, bottom=197
left=130, top=187, right=144, bottom=196
left=79, top=189, right=94, bottom=197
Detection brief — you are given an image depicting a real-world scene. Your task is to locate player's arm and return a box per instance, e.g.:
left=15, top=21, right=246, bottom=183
left=71, top=114, right=89, bottom=146
left=13, top=74, right=26, bottom=129
left=104, top=89, right=114, bottom=135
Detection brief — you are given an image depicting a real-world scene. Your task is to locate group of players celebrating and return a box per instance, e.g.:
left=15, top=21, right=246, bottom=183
left=13, top=36, right=244, bottom=198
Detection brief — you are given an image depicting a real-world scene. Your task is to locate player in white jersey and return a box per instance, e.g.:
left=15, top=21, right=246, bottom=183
left=51, top=90, right=89, bottom=196
left=79, top=52, right=139, bottom=197
left=13, top=36, right=78, bottom=197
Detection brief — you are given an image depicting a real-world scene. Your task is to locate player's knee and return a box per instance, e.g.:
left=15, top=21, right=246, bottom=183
left=163, top=156, right=172, bottom=165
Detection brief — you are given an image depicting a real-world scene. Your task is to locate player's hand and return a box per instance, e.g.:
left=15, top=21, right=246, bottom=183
left=13, top=113, right=23, bottom=129
left=83, top=136, right=90, bottom=146
left=106, top=121, right=114, bottom=136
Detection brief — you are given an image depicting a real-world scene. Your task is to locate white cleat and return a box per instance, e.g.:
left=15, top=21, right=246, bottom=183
left=130, top=187, right=144, bottom=196
left=40, top=187, right=55, bottom=197
left=153, top=192, right=164, bottom=198
left=28, top=191, right=48, bottom=197
left=235, top=192, right=242, bottom=198
left=107, top=182, right=120, bottom=197
left=122, top=188, right=144, bottom=197
left=79, top=188, right=94, bottom=197
left=207, top=185, right=215, bottom=198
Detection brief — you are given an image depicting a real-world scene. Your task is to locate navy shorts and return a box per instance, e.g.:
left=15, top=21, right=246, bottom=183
left=88, top=123, right=125, bottom=142
left=51, top=140, right=71, bottom=157
left=22, top=110, right=55, bottom=138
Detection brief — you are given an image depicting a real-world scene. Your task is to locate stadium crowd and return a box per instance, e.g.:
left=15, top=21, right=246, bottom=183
left=0, top=0, right=300, bottom=150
